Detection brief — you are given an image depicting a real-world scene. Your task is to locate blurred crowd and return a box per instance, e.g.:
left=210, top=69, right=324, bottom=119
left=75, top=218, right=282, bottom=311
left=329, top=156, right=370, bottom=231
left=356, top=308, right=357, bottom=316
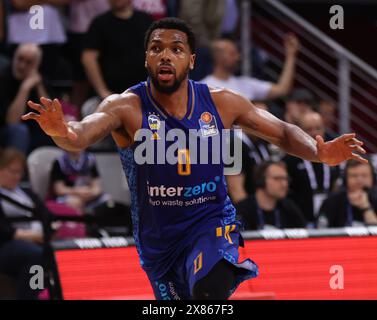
left=0, top=0, right=377, bottom=300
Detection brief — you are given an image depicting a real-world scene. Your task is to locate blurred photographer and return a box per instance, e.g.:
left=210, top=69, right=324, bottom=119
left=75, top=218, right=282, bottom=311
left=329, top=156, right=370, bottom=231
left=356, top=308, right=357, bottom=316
left=235, top=161, right=306, bottom=230
left=318, top=158, right=377, bottom=228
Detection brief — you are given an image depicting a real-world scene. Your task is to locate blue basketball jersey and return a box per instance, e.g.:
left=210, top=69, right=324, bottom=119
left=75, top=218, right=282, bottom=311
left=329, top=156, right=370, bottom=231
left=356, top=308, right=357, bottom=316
left=118, top=79, right=239, bottom=280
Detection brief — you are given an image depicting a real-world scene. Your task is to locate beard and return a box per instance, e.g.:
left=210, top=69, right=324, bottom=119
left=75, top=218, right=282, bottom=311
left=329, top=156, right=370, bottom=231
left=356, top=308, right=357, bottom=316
left=147, top=64, right=190, bottom=95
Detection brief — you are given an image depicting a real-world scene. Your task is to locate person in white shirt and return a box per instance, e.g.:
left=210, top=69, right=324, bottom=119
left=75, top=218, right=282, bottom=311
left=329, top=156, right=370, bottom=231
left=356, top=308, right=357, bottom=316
left=6, top=0, right=68, bottom=83
left=201, top=35, right=299, bottom=101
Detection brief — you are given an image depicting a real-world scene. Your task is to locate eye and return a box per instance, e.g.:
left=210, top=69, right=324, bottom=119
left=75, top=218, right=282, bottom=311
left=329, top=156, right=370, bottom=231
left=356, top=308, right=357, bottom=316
left=150, top=46, right=161, bottom=53
left=173, top=47, right=183, bottom=54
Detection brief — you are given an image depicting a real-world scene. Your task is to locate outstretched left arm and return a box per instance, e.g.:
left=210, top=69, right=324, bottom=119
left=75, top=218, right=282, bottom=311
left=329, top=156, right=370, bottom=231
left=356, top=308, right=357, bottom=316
left=212, top=89, right=367, bottom=166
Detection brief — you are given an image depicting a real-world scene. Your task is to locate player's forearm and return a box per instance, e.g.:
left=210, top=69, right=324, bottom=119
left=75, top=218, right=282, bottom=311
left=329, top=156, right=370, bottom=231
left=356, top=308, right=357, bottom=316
left=51, top=123, right=88, bottom=152
left=279, top=123, right=320, bottom=162
left=53, top=112, right=117, bottom=151
left=52, top=119, right=94, bottom=152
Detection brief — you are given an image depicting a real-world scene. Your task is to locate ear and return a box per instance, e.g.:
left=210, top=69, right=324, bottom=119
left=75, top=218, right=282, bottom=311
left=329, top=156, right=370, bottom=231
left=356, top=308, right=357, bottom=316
left=190, top=54, right=196, bottom=70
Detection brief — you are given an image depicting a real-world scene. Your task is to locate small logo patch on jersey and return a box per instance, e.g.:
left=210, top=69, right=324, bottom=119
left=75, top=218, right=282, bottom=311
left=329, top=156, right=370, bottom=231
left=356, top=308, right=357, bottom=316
left=148, top=114, right=161, bottom=140
left=201, top=112, right=212, bottom=123
left=148, top=114, right=161, bottom=130
left=199, top=112, right=218, bottom=137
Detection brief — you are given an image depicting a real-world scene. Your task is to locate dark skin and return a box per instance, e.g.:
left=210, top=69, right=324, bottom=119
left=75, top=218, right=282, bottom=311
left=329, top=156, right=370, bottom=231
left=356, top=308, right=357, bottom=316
left=22, top=29, right=367, bottom=166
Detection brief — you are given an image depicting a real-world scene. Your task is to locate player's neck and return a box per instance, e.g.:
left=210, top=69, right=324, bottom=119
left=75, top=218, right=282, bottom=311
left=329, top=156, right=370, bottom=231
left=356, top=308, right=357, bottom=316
left=150, top=80, right=189, bottom=119
left=212, top=67, right=232, bottom=81
left=256, top=189, right=277, bottom=211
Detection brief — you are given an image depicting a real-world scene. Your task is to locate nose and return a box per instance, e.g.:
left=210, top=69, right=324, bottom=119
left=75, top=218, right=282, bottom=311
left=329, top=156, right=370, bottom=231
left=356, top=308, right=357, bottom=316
left=160, top=48, right=171, bottom=62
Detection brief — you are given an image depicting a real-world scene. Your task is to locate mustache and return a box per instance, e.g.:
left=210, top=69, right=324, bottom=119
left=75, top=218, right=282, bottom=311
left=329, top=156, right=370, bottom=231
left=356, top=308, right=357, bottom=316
left=157, top=64, right=176, bottom=73
left=158, top=62, right=173, bottom=67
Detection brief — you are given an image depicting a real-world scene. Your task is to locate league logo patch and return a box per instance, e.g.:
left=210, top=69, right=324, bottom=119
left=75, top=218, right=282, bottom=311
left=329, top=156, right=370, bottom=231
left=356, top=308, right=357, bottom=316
left=199, top=112, right=219, bottom=137
left=148, top=114, right=161, bottom=140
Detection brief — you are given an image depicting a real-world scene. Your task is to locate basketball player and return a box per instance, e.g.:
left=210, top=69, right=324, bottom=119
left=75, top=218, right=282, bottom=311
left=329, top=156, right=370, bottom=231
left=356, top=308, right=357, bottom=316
left=22, top=18, right=367, bottom=300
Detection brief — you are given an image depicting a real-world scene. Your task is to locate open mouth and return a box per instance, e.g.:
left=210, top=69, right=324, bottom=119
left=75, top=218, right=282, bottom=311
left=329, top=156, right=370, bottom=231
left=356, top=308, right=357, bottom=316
left=157, top=66, right=175, bottom=81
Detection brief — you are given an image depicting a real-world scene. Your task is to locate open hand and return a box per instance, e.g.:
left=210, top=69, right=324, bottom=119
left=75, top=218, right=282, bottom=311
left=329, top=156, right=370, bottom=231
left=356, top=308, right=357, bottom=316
left=316, top=133, right=367, bottom=166
left=21, top=97, right=77, bottom=141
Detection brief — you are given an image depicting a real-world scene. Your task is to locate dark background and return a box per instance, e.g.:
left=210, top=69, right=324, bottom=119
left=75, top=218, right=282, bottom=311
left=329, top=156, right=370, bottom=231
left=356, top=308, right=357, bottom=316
left=282, top=0, right=377, bottom=69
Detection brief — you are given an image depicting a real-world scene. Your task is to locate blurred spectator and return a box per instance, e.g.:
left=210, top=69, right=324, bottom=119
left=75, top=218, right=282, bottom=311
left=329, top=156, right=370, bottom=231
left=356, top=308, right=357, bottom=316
left=5, top=0, right=69, bottom=82
left=58, top=89, right=81, bottom=123
left=283, top=112, right=340, bottom=227
left=179, top=0, right=226, bottom=80
left=0, top=1, right=9, bottom=75
left=69, top=0, right=110, bottom=35
left=227, top=101, right=282, bottom=203
left=202, top=34, right=299, bottom=101
left=0, top=1, right=4, bottom=46
left=299, top=109, right=336, bottom=143
left=133, top=0, right=168, bottom=20
left=318, top=99, right=337, bottom=140
left=0, top=148, right=46, bottom=299
left=0, top=43, right=52, bottom=154
left=318, top=159, right=377, bottom=228
left=49, top=151, right=110, bottom=215
left=372, top=154, right=377, bottom=172
left=179, top=0, right=225, bottom=48
left=66, top=0, right=110, bottom=108
left=82, top=0, right=153, bottom=99
left=235, top=161, right=306, bottom=230
left=0, top=55, right=9, bottom=77
left=166, top=0, right=179, bottom=17
left=284, top=88, right=315, bottom=125
left=220, top=0, right=239, bottom=39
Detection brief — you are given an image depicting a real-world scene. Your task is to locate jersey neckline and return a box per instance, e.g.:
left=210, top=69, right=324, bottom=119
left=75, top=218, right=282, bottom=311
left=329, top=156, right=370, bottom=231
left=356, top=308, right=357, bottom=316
left=145, top=78, right=195, bottom=121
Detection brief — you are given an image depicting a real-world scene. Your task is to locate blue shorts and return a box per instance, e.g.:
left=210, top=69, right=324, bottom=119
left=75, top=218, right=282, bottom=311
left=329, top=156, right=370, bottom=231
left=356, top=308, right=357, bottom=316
left=146, top=223, right=259, bottom=300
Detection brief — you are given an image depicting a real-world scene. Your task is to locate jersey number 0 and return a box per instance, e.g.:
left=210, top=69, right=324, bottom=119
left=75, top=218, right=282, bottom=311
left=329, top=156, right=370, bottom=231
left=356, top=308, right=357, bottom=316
left=177, top=149, right=191, bottom=176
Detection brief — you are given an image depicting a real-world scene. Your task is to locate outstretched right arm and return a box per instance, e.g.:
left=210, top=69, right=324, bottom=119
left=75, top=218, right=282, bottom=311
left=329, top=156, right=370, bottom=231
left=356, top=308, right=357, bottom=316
left=22, top=94, right=136, bottom=152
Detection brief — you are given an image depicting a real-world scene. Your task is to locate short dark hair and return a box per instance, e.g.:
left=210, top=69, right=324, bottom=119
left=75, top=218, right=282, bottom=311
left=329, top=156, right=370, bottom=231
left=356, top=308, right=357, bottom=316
left=0, top=148, right=26, bottom=169
left=253, top=161, right=287, bottom=189
left=144, top=18, right=196, bottom=54
left=343, top=157, right=376, bottom=187
left=345, top=158, right=374, bottom=177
